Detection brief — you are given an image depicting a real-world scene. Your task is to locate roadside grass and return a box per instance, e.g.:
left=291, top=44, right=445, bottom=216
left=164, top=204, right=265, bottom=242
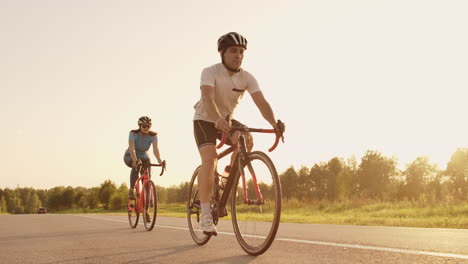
left=280, top=200, right=468, bottom=229
left=52, top=200, right=468, bottom=229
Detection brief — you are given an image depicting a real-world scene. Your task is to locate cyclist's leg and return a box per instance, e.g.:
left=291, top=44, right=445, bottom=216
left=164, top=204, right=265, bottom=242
left=198, top=146, right=216, bottom=204
left=194, top=120, right=218, bottom=234
left=129, top=169, right=139, bottom=200
left=124, top=151, right=139, bottom=199
left=194, top=120, right=218, bottom=204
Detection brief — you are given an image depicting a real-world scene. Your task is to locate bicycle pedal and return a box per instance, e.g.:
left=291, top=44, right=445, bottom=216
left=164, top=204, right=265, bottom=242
left=203, top=231, right=218, bottom=236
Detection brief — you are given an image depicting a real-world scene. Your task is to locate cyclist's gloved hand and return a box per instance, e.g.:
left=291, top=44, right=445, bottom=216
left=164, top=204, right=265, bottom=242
left=275, top=120, right=285, bottom=142
left=215, top=117, right=230, bottom=132
left=132, top=159, right=142, bottom=168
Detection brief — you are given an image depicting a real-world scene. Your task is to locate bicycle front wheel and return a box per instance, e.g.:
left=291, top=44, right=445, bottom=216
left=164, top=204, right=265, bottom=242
left=127, top=197, right=139, bottom=228
left=231, top=151, right=282, bottom=256
left=187, top=166, right=211, bottom=245
left=143, top=180, right=157, bottom=231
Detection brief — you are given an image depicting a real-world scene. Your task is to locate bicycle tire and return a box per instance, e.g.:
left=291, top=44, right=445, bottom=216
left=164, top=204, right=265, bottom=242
left=187, top=166, right=211, bottom=245
left=231, top=151, right=282, bottom=256
left=143, top=180, right=157, bottom=231
left=128, top=197, right=139, bottom=228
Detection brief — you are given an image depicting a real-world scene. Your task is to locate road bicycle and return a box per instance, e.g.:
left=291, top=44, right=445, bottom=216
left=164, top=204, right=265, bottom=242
left=187, top=120, right=285, bottom=256
left=128, top=160, right=166, bottom=231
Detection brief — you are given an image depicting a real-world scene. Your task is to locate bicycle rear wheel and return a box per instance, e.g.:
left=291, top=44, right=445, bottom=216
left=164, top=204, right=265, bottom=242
left=231, top=151, right=282, bottom=256
left=143, top=180, right=157, bottom=231
left=187, top=166, right=211, bottom=245
left=128, top=198, right=139, bottom=228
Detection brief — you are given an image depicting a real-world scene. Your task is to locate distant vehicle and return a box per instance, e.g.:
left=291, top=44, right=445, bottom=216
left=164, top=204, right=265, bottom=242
left=37, top=207, right=47, bottom=214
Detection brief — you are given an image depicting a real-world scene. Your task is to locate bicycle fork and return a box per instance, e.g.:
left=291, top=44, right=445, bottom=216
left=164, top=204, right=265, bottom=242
left=238, top=135, right=265, bottom=206
left=239, top=159, right=265, bottom=206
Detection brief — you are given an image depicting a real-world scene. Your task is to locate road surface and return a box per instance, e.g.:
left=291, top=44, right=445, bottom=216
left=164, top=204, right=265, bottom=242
left=0, top=214, right=467, bottom=263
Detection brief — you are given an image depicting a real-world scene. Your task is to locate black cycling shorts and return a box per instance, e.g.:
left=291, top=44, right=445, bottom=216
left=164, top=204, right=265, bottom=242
left=193, top=119, right=244, bottom=148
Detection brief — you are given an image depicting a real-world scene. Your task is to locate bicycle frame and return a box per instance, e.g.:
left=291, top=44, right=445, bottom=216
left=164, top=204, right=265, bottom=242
left=216, top=127, right=280, bottom=212
left=188, top=120, right=284, bottom=255
left=132, top=162, right=166, bottom=213
left=134, top=168, right=151, bottom=213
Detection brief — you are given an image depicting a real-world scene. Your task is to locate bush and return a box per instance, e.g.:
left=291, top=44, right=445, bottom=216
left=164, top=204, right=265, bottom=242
left=14, top=206, right=25, bottom=214
left=109, top=192, right=126, bottom=210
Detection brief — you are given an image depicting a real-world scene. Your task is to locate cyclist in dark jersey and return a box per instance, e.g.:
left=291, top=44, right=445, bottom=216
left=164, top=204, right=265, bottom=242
left=124, top=116, right=163, bottom=200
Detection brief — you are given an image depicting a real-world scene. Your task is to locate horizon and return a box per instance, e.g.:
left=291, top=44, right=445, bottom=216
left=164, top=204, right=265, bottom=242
left=2, top=147, right=464, bottom=190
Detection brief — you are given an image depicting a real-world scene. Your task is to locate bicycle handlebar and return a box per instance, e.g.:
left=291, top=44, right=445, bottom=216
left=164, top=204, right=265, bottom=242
left=137, top=160, right=167, bottom=176
left=216, top=120, right=285, bottom=152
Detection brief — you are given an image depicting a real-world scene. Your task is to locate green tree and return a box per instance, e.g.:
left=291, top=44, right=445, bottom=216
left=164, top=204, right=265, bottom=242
left=5, top=189, right=16, bottom=213
left=62, top=186, right=76, bottom=209
left=403, top=156, right=438, bottom=200
left=357, top=150, right=397, bottom=199
left=47, top=186, right=66, bottom=211
left=36, top=189, right=48, bottom=207
left=12, top=197, right=23, bottom=214
left=156, top=186, right=168, bottom=203
left=109, top=184, right=128, bottom=210
left=336, top=157, right=358, bottom=200
left=296, top=166, right=311, bottom=201
left=279, top=167, right=298, bottom=200
left=326, top=157, right=342, bottom=201
left=309, top=163, right=327, bottom=201
left=176, top=182, right=190, bottom=203
left=73, top=187, right=87, bottom=207
left=18, top=188, right=32, bottom=213
left=165, top=182, right=189, bottom=203
left=26, top=193, right=41, bottom=214
left=1, top=196, right=6, bottom=213
left=426, top=172, right=443, bottom=201
left=85, top=187, right=100, bottom=209
left=446, top=148, right=468, bottom=200
left=99, top=180, right=117, bottom=209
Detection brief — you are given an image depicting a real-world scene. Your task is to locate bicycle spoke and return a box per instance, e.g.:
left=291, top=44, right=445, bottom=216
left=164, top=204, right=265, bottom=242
left=231, top=151, right=281, bottom=256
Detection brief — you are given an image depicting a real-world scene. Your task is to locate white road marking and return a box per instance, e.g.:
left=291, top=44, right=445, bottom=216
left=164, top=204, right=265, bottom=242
left=75, top=215, right=468, bottom=260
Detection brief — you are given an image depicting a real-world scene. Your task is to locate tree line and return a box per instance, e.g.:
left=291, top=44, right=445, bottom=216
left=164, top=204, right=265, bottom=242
left=1, top=148, right=466, bottom=214
left=281, top=148, right=467, bottom=203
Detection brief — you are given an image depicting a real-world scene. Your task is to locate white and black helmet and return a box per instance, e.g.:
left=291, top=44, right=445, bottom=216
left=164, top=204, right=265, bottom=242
left=138, top=116, right=152, bottom=126
left=217, top=32, right=247, bottom=51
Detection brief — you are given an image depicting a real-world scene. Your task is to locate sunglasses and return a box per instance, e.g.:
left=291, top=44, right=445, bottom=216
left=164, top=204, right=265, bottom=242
left=141, top=124, right=151, bottom=129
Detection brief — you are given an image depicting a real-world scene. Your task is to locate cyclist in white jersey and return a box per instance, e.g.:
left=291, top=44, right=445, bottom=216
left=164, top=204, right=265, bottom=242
left=193, top=32, right=284, bottom=234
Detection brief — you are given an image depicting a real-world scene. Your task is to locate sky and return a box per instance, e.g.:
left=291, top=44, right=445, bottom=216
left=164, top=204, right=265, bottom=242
left=1, top=0, right=467, bottom=190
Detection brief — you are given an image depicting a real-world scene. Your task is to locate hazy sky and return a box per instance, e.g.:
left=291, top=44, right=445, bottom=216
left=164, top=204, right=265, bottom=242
left=1, top=0, right=467, bottom=189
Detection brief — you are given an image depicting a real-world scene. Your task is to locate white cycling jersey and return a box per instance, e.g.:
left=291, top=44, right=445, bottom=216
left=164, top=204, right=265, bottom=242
left=193, top=63, right=261, bottom=123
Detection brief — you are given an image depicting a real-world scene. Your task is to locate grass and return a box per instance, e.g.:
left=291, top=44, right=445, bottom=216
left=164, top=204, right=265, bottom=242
left=279, top=200, right=468, bottom=229
left=48, top=201, right=468, bottom=229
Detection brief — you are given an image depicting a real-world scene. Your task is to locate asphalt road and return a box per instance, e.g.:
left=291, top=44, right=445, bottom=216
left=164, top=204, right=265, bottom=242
left=1, top=214, right=467, bottom=264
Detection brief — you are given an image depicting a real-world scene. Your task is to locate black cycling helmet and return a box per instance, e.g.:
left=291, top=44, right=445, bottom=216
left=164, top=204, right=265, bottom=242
left=217, top=32, right=247, bottom=52
left=138, top=116, right=152, bottom=126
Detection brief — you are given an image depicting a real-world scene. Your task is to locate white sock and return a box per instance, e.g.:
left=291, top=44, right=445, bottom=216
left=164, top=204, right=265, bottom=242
left=201, top=202, right=211, bottom=216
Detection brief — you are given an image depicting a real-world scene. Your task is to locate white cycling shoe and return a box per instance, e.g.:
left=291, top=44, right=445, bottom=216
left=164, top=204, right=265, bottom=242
left=201, top=214, right=218, bottom=236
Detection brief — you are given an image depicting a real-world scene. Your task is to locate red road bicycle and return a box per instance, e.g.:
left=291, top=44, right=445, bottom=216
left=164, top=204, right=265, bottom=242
left=187, top=120, right=285, bottom=255
left=128, top=160, right=166, bottom=231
